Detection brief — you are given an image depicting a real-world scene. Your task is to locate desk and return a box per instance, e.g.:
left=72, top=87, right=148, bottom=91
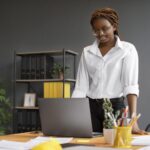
left=0, top=132, right=143, bottom=150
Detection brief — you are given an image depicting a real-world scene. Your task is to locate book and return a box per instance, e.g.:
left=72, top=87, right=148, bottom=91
left=20, top=56, right=26, bottom=79
left=30, top=55, right=36, bottom=79
left=45, top=55, right=54, bottom=79
left=36, top=55, right=41, bottom=79
left=39, top=55, right=45, bottom=79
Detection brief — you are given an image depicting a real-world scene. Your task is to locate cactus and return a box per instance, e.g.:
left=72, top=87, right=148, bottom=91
left=103, top=98, right=114, bottom=129
left=103, top=98, right=120, bottom=129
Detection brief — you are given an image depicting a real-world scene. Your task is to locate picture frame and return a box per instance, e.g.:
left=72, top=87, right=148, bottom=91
left=24, top=93, right=36, bottom=107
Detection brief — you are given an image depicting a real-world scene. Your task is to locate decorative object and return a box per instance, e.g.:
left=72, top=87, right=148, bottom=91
left=103, top=128, right=116, bottom=144
left=102, top=98, right=120, bottom=145
left=24, top=93, right=36, bottom=107
left=51, top=63, right=69, bottom=79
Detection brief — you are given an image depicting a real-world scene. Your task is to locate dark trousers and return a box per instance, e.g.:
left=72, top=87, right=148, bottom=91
left=89, top=97, right=125, bottom=132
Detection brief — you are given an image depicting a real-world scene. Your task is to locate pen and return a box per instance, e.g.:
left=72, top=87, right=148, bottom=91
left=120, top=106, right=128, bottom=126
left=124, top=106, right=128, bottom=118
left=128, top=113, right=141, bottom=127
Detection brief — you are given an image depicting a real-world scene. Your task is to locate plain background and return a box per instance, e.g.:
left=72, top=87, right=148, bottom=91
left=0, top=0, right=150, bottom=130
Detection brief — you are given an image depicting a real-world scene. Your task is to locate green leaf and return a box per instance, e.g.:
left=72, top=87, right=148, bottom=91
left=0, top=87, right=12, bottom=134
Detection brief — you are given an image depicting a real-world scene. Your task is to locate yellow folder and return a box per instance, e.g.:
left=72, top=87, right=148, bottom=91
left=44, top=82, right=70, bottom=98
left=43, top=82, right=50, bottom=98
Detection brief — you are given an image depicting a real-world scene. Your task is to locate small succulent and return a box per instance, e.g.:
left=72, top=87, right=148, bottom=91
left=103, top=98, right=120, bottom=129
left=51, top=63, right=69, bottom=79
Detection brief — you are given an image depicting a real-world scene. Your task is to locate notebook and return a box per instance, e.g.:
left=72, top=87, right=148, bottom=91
left=38, top=98, right=93, bottom=137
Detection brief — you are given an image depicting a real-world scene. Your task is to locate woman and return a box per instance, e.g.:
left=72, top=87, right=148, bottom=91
left=72, top=7, right=147, bottom=134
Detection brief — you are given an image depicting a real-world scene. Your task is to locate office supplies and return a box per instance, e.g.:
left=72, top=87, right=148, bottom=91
left=0, top=137, right=73, bottom=150
left=139, top=146, right=150, bottom=150
left=132, top=135, right=150, bottom=145
left=44, top=82, right=71, bottom=98
left=0, top=140, right=26, bottom=150
left=64, top=145, right=132, bottom=150
left=38, top=98, right=93, bottom=137
left=124, top=106, right=128, bottom=118
left=128, top=113, right=141, bottom=127
left=114, top=126, right=132, bottom=148
left=120, top=106, right=128, bottom=126
left=27, top=136, right=73, bottom=145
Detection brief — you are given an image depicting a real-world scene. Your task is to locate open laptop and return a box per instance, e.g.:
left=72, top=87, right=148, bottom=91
left=38, top=98, right=93, bottom=138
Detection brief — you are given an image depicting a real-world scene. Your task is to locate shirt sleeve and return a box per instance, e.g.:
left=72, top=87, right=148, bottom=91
left=121, top=44, right=139, bottom=97
left=72, top=50, right=89, bottom=98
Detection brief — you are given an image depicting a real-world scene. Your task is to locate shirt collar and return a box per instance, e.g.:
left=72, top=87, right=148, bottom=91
left=115, top=36, right=123, bottom=49
left=88, top=36, right=123, bottom=56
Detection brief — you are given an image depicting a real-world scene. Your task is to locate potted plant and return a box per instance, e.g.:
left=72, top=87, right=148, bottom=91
left=0, top=87, right=12, bottom=135
left=51, top=63, right=70, bottom=79
left=103, top=98, right=120, bottom=144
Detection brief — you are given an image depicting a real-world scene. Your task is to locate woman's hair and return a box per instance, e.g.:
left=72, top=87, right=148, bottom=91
left=90, top=7, right=119, bottom=35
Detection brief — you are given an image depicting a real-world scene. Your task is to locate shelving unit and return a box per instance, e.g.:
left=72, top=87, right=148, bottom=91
left=13, top=49, right=78, bottom=133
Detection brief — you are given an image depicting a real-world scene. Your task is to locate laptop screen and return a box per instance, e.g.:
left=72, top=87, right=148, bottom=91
left=38, top=98, right=93, bottom=137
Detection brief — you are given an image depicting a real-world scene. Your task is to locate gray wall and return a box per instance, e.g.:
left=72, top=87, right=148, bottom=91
left=0, top=0, right=150, bottom=129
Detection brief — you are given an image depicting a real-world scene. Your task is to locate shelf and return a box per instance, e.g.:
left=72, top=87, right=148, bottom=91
left=15, top=106, right=39, bottom=110
left=13, top=49, right=78, bottom=133
left=15, top=79, right=76, bottom=83
left=16, top=50, right=78, bottom=56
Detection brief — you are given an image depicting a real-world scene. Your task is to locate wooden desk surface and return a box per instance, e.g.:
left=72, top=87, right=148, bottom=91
left=0, top=132, right=143, bottom=150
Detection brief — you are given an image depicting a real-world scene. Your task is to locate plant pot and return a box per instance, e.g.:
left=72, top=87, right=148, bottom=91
left=103, top=128, right=116, bottom=145
left=59, top=72, right=64, bottom=80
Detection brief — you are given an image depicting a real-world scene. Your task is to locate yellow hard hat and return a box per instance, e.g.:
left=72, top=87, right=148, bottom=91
left=32, top=138, right=62, bottom=150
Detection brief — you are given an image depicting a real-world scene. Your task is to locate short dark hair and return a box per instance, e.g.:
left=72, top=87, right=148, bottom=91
left=90, top=7, right=119, bottom=35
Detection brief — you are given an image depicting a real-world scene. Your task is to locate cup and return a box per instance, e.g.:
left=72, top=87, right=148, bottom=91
left=113, top=126, right=132, bottom=148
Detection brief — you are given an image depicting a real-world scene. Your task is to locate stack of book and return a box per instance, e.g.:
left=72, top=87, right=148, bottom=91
left=20, top=55, right=54, bottom=79
left=44, top=82, right=71, bottom=98
left=17, top=109, right=41, bottom=132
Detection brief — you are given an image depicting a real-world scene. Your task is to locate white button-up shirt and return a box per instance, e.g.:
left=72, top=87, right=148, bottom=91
left=72, top=36, right=139, bottom=99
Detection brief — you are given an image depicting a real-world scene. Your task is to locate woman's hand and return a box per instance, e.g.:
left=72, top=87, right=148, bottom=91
left=132, top=122, right=149, bottom=135
left=127, top=95, right=149, bottom=134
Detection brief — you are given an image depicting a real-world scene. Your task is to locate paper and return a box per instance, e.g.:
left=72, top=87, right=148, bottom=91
left=64, top=146, right=132, bottom=150
left=132, top=135, right=150, bottom=145
left=139, top=146, right=150, bottom=150
left=24, top=136, right=73, bottom=149
left=0, top=136, right=73, bottom=150
left=29, top=136, right=73, bottom=144
left=0, top=140, right=27, bottom=150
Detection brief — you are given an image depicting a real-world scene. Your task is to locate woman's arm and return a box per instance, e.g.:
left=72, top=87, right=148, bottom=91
left=72, top=50, right=89, bottom=98
left=127, top=94, right=147, bottom=134
left=121, top=44, right=147, bottom=134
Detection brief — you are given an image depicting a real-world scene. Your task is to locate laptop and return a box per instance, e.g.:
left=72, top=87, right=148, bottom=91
left=38, top=98, right=93, bottom=137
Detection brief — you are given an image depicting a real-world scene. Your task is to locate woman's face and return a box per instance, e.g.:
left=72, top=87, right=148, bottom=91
left=92, top=18, right=116, bottom=44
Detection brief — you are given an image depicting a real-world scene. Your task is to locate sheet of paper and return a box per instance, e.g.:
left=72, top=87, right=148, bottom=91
left=64, top=146, right=132, bottom=150
left=0, top=136, right=73, bottom=150
left=32, top=136, right=73, bottom=144
left=132, top=135, right=150, bottom=145
left=0, top=140, right=27, bottom=150
left=132, top=135, right=150, bottom=139
left=24, top=136, right=73, bottom=149
left=139, top=146, right=150, bottom=150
